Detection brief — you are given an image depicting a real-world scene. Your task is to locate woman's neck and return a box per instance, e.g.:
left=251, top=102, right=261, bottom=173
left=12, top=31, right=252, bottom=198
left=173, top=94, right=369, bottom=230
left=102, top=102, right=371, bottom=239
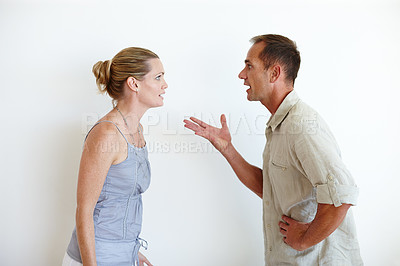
left=115, top=99, right=147, bottom=131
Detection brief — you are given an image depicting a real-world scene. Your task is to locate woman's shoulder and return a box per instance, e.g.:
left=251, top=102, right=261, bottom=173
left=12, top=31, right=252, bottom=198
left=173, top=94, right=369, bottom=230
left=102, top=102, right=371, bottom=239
left=85, top=119, right=121, bottom=147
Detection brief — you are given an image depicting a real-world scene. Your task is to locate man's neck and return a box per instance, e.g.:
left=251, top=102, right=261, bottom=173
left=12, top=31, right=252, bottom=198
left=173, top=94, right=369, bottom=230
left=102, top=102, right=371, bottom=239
left=261, top=88, right=293, bottom=115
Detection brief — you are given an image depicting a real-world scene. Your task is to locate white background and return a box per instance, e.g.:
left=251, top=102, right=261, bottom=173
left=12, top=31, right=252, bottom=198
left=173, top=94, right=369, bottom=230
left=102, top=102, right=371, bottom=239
left=1, top=0, right=399, bottom=265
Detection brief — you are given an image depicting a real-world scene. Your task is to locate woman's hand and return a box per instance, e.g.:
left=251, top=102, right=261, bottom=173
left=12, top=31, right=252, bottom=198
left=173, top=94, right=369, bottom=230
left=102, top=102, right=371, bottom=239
left=183, top=114, right=232, bottom=154
left=138, top=251, right=153, bottom=266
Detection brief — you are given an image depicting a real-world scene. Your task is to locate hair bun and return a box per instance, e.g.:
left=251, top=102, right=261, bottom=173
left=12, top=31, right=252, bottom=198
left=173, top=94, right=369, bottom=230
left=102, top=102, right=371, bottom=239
left=92, top=60, right=112, bottom=94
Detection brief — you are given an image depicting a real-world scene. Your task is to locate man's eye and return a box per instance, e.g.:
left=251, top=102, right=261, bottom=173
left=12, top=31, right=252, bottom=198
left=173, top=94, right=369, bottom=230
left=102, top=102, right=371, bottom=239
left=156, top=75, right=161, bottom=80
left=247, top=65, right=252, bottom=69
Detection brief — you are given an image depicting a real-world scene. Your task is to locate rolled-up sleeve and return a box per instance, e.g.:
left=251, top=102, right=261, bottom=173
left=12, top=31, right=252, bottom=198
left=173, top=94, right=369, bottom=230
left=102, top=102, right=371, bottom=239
left=316, top=175, right=359, bottom=207
left=293, top=121, right=359, bottom=207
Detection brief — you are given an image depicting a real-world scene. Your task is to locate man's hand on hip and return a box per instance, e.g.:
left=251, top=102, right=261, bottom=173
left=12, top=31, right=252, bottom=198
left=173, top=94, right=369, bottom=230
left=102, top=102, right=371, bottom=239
left=279, top=204, right=351, bottom=251
left=279, top=215, right=310, bottom=251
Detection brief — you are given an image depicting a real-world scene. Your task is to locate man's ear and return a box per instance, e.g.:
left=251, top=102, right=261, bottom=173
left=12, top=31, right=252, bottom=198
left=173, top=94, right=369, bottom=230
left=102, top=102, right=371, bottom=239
left=270, top=65, right=281, bottom=83
left=127, top=76, right=139, bottom=92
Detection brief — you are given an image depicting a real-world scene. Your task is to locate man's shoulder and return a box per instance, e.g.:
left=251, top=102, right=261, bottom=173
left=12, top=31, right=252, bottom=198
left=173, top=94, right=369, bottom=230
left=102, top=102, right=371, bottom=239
left=280, top=99, right=333, bottom=141
left=285, top=100, right=321, bottom=125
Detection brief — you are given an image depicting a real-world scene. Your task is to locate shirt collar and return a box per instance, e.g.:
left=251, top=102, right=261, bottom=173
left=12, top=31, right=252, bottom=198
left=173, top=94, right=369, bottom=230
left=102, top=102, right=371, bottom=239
left=266, top=90, right=300, bottom=132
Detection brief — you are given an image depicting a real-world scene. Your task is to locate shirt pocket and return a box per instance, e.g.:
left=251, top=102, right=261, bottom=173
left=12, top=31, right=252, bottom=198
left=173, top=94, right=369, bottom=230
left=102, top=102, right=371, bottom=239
left=269, top=158, right=291, bottom=197
left=269, top=157, right=315, bottom=213
left=269, top=157, right=302, bottom=211
left=270, top=159, right=288, bottom=171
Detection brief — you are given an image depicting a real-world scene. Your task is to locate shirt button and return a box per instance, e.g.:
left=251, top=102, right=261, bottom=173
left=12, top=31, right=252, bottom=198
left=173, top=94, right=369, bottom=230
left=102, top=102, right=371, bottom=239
left=269, top=247, right=272, bottom=251
left=328, top=175, right=333, bottom=181
left=265, top=201, right=269, bottom=206
left=267, top=224, right=271, bottom=229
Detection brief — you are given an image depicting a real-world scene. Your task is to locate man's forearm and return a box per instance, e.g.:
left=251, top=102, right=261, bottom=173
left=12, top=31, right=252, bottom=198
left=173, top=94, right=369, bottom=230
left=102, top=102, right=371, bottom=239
left=222, top=143, right=263, bottom=198
left=301, top=203, right=351, bottom=249
left=280, top=203, right=351, bottom=251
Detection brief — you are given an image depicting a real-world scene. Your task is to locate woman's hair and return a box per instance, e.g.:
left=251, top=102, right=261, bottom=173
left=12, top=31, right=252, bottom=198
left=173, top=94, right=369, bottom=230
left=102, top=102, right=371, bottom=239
left=92, top=47, right=159, bottom=106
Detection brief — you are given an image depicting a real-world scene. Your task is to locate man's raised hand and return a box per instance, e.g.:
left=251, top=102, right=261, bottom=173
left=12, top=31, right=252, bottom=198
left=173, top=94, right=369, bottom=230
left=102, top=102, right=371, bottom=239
left=183, top=114, right=231, bottom=154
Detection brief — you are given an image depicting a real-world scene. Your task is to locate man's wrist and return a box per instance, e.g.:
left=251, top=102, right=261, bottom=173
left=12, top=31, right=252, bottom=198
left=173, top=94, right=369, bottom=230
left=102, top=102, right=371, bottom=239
left=298, top=229, right=312, bottom=251
left=298, top=236, right=308, bottom=251
left=222, top=143, right=236, bottom=161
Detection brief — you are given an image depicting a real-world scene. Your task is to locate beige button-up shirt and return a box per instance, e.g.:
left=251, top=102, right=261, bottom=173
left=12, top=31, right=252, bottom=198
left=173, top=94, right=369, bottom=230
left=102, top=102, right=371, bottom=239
left=262, top=91, right=363, bottom=265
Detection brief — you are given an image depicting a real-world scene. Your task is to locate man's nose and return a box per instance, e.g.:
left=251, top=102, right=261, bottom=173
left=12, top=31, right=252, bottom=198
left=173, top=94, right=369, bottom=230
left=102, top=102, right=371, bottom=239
left=238, top=68, right=246, bottom=79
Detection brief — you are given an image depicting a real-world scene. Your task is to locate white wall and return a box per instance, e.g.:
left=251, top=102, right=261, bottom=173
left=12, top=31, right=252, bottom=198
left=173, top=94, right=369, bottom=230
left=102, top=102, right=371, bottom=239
left=1, top=0, right=399, bottom=265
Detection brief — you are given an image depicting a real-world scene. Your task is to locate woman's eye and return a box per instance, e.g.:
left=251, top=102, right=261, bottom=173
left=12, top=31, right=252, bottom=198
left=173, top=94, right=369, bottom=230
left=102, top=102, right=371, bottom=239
left=156, top=75, right=161, bottom=80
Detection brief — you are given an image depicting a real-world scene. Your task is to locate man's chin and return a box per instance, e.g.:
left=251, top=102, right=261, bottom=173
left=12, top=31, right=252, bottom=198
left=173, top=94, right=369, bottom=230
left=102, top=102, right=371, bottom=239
left=246, top=94, right=256, bottom=101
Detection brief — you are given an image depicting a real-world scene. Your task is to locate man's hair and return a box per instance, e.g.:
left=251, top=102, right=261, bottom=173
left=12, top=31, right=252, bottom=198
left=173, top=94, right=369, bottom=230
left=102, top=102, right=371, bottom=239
left=250, top=34, right=301, bottom=85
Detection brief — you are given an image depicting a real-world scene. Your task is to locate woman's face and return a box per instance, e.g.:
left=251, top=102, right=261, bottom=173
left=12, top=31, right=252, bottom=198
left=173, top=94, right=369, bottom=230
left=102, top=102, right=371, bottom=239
left=137, top=58, right=168, bottom=108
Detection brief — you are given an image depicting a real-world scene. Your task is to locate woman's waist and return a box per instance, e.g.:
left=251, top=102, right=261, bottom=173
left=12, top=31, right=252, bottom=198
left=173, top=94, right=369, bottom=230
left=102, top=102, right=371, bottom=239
left=99, top=182, right=150, bottom=198
left=97, top=192, right=142, bottom=205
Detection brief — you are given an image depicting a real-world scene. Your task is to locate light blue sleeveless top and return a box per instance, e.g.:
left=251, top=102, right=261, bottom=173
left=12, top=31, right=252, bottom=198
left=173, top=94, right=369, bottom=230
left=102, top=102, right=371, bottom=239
left=66, top=120, right=151, bottom=266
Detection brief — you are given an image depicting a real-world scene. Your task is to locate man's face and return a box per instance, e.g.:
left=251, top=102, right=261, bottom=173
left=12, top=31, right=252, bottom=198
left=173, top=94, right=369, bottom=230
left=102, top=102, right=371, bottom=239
left=238, top=42, right=272, bottom=102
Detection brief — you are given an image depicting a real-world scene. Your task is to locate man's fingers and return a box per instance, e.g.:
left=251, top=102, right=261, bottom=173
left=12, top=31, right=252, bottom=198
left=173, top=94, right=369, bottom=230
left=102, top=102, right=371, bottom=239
left=184, top=118, right=214, bottom=142
left=220, top=114, right=228, bottom=129
left=282, top=215, right=294, bottom=224
left=190, top=117, right=209, bottom=128
left=280, top=228, right=287, bottom=236
left=184, top=120, right=204, bottom=133
left=279, top=221, right=288, bottom=231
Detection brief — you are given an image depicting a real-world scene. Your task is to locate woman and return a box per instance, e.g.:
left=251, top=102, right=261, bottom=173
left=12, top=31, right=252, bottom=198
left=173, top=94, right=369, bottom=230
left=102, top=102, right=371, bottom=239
left=63, top=47, right=167, bottom=266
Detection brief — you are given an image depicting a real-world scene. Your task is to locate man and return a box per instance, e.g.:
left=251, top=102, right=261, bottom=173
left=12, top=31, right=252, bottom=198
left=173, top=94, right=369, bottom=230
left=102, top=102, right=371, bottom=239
left=183, top=34, right=363, bottom=265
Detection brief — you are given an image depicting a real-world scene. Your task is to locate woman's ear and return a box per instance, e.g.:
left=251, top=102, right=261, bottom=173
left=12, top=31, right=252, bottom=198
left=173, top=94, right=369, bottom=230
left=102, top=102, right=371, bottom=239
left=127, top=77, right=139, bottom=92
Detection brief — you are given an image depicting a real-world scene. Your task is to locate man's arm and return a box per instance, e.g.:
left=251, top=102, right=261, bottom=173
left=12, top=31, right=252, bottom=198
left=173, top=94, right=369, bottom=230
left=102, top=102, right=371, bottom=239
left=222, top=143, right=263, bottom=198
left=278, top=203, right=351, bottom=251
left=183, top=114, right=263, bottom=198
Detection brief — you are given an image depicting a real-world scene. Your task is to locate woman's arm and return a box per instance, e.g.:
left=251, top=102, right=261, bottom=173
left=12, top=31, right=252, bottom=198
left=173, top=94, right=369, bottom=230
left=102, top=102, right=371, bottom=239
left=75, top=123, right=121, bottom=266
